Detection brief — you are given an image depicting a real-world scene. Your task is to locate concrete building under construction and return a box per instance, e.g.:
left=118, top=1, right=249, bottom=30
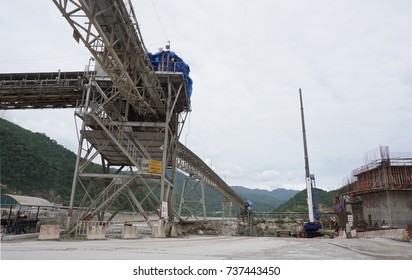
left=345, top=146, right=412, bottom=230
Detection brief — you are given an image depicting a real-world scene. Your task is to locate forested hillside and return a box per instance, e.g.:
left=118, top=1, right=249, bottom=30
left=275, top=188, right=340, bottom=212
left=0, top=118, right=77, bottom=203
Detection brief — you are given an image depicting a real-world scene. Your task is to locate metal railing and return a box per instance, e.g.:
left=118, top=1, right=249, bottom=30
left=74, top=220, right=152, bottom=238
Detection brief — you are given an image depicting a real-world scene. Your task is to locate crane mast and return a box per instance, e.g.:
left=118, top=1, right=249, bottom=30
left=299, top=89, right=315, bottom=222
left=299, top=88, right=322, bottom=237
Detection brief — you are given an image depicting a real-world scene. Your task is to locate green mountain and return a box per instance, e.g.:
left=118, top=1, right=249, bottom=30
left=232, top=186, right=299, bottom=212
left=0, top=118, right=105, bottom=204
left=275, top=188, right=340, bottom=212
left=0, top=118, right=77, bottom=203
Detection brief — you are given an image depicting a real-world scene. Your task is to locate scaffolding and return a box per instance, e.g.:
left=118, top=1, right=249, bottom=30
left=351, top=146, right=412, bottom=194
left=346, top=146, right=412, bottom=228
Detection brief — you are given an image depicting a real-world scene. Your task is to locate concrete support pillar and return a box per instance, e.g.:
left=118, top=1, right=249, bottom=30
left=38, top=224, right=60, bottom=240
left=86, top=224, right=106, bottom=240
left=121, top=225, right=141, bottom=239
left=152, top=220, right=167, bottom=238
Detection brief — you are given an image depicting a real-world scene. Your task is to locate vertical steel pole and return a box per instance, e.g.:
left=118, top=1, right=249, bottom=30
left=66, top=76, right=92, bottom=231
left=300, top=89, right=314, bottom=222
left=201, top=182, right=206, bottom=220
left=159, top=79, right=172, bottom=236
left=66, top=120, right=86, bottom=231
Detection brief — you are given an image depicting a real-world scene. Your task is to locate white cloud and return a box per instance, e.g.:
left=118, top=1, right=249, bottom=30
left=257, top=170, right=280, bottom=181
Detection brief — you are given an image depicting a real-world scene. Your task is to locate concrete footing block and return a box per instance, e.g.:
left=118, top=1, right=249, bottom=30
left=151, top=225, right=160, bottom=238
left=151, top=222, right=167, bottom=238
left=38, top=224, right=60, bottom=240
left=86, top=224, right=106, bottom=240
left=121, top=225, right=141, bottom=239
left=170, top=223, right=178, bottom=237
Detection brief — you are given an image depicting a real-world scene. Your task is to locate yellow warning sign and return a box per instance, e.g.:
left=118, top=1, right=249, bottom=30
left=148, top=160, right=163, bottom=174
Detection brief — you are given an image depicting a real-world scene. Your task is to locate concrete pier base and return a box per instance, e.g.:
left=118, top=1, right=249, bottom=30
left=86, top=224, right=106, bottom=240
left=121, top=225, right=140, bottom=239
left=170, top=223, right=178, bottom=237
left=151, top=225, right=159, bottom=237
left=38, top=225, right=60, bottom=240
left=151, top=220, right=166, bottom=238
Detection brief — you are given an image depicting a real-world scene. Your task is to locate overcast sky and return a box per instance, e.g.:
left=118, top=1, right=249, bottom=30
left=1, top=0, right=411, bottom=192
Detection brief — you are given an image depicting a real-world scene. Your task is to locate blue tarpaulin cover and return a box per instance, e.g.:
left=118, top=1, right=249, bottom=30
left=148, top=50, right=193, bottom=97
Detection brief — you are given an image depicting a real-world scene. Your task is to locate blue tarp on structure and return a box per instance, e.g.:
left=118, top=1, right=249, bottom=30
left=148, top=51, right=193, bottom=97
left=245, top=200, right=253, bottom=207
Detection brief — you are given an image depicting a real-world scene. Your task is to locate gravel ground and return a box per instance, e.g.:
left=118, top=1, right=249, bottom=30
left=1, top=235, right=411, bottom=260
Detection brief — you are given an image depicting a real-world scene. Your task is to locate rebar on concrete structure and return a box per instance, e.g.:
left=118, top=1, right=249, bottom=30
left=346, top=146, right=412, bottom=229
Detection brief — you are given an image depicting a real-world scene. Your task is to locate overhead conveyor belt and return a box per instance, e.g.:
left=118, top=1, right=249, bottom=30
left=177, top=142, right=246, bottom=209
left=52, top=0, right=167, bottom=120
left=0, top=72, right=87, bottom=109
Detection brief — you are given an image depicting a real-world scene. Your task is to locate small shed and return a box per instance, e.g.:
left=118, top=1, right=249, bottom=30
left=1, top=194, right=53, bottom=234
left=1, top=193, right=53, bottom=218
left=1, top=194, right=53, bottom=208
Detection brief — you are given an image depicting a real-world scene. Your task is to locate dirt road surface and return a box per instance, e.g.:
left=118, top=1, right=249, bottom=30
left=1, top=235, right=411, bottom=260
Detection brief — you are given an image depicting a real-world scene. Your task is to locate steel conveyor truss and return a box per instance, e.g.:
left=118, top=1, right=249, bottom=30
left=50, top=0, right=189, bottom=236
left=1, top=0, right=247, bottom=237
left=53, top=0, right=166, bottom=120
left=0, top=72, right=86, bottom=109
left=0, top=70, right=247, bottom=235
left=177, top=143, right=246, bottom=209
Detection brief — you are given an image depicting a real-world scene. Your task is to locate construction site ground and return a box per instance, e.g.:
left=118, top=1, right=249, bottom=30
left=1, top=234, right=411, bottom=260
